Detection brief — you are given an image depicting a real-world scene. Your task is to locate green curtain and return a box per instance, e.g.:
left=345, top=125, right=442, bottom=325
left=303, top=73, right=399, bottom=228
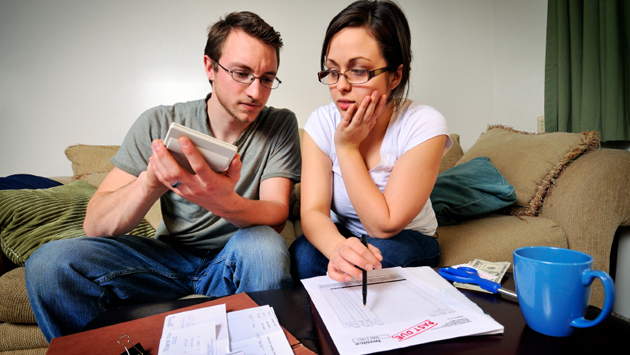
left=545, top=0, right=630, bottom=141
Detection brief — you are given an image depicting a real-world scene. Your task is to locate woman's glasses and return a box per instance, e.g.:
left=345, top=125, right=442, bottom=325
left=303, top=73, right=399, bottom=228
left=317, top=67, right=390, bottom=85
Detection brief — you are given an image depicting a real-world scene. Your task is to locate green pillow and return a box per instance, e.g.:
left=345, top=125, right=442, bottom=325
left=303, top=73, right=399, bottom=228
left=430, top=157, right=517, bottom=225
left=0, top=180, right=155, bottom=266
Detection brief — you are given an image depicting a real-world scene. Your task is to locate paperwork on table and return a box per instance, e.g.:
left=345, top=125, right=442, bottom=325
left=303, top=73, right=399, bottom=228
left=227, top=305, right=294, bottom=355
left=158, top=304, right=228, bottom=355
left=301, top=266, right=504, bottom=355
left=157, top=303, right=292, bottom=355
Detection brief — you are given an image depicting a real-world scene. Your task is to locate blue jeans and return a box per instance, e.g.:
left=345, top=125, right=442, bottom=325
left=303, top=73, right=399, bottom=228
left=25, top=226, right=292, bottom=342
left=290, top=226, right=440, bottom=282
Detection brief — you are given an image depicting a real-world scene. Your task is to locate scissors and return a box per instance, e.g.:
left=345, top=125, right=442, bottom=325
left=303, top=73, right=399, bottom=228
left=438, top=266, right=519, bottom=303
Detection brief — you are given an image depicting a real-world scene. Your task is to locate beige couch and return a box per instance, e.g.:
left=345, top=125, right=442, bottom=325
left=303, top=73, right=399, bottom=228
left=1, top=125, right=629, bottom=354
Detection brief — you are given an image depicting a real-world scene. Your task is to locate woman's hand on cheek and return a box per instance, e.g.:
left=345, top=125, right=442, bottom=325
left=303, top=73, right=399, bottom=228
left=334, top=90, right=387, bottom=151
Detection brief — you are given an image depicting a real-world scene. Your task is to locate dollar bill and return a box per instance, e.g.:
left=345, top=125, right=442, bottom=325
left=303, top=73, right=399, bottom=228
left=452, top=259, right=510, bottom=294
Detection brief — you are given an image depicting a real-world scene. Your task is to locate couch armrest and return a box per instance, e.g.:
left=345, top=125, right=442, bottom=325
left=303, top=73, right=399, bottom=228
left=539, top=148, right=630, bottom=307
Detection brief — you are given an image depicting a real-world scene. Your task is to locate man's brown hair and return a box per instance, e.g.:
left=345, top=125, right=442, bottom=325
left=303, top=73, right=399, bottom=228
left=205, top=11, right=283, bottom=84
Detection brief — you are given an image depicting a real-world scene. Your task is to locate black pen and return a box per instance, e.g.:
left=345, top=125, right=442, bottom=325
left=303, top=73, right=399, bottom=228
left=362, top=234, right=367, bottom=307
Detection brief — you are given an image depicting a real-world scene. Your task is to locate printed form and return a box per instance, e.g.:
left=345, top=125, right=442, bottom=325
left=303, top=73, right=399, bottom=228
left=227, top=305, right=293, bottom=355
left=302, top=266, right=504, bottom=355
left=157, top=303, right=293, bottom=355
left=158, top=304, right=228, bottom=355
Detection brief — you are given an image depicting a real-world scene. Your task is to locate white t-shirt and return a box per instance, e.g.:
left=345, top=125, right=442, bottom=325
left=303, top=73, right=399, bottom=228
left=304, top=100, right=452, bottom=237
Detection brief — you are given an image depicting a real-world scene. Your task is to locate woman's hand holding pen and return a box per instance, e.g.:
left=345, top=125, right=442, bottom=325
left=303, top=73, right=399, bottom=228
left=327, top=237, right=383, bottom=282
left=334, top=90, right=387, bottom=152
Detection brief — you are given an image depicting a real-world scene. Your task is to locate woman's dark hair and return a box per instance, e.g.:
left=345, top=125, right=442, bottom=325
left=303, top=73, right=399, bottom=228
left=321, top=0, right=412, bottom=109
left=204, top=11, right=283, bottom=83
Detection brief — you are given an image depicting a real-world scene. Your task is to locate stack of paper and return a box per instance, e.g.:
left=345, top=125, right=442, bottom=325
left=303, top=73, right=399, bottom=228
left=157, top=303, right=293, bottom=355
left=227, top=305, right=294, bottom=355
left=301, top=266, right=504, bottom=355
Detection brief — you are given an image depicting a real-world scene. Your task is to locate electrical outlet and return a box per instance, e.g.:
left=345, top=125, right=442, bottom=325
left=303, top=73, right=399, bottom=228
left=537, top=116, right=545, bottom=133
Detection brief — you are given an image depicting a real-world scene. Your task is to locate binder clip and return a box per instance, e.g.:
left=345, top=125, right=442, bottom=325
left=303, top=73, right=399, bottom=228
left=117, top=335, right=146, bottom=355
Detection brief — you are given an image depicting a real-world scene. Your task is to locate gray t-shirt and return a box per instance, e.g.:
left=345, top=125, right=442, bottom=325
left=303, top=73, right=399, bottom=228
left=111, top=94, right=301, bottom=251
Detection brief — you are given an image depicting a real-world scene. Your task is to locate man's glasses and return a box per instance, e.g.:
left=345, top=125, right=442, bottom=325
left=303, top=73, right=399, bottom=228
left=317, top=67, right=391, bottom=85
left=215, top=61, right=281, bottom=90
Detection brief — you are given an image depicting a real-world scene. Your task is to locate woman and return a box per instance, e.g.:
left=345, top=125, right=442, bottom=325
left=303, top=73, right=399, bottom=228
left=290, top=0, right=452, bottom=283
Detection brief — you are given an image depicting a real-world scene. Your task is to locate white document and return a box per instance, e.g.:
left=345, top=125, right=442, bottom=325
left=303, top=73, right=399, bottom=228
left=227, top=305, right=294, bottom=355
left=158, top=304, right=230, bottom=355
left=159, top=320, right=216, bottom=355
left=301, top=266, right=504, bottom=355
left=405, top=266, right=490, bottom=315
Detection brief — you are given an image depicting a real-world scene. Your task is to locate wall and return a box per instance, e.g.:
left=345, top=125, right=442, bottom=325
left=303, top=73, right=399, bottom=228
left=0, top=0, right=548, bottom=177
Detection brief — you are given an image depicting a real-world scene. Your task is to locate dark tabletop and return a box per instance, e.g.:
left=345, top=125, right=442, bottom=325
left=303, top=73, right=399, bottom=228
left=84, top=272, right=630, bottom=355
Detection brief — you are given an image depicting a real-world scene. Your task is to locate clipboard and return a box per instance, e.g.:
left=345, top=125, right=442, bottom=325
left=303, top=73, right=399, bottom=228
left=46, top=293, right=315, bottom=355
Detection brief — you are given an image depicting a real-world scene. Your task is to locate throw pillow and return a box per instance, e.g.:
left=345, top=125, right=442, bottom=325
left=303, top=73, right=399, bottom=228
left=431, top=157, right=517, bottom=225
left=65, top=144, right=120, bottom=175
left=456, top=125, right=599, bottom=216
left=0, top=180, right=155, bottom=266
left=0, top=174, right=63, bottom=190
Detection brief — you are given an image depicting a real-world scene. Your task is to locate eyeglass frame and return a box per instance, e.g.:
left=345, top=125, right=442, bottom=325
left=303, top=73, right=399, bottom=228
left=317, top=67, right=391, bottom=85
left=214, top=61, right=282, bottom=90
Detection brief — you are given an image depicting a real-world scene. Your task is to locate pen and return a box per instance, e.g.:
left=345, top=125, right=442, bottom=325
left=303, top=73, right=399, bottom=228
left=362, top=234, right=367, bottom=307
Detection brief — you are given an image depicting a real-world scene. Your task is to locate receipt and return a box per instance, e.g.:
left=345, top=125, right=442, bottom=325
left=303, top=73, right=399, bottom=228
left=158, top=304, right=230, bottom=355
left=227, top=305, right=293, bottom=355
left=160, top=320, right=215, bottom=355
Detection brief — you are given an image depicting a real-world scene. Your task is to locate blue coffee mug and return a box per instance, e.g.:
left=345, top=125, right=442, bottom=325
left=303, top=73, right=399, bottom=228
left=513, top=246, right=615, bottom=337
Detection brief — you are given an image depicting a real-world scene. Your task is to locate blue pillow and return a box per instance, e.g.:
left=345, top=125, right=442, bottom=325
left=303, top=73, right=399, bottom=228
left=430, top=157, right=516, bottom=225
left=0, top=174, right=62, bottom=190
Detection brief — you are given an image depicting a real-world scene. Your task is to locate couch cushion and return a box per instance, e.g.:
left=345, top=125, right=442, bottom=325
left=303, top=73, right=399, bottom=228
left=65, top=144, right=120, bottom=176
left=0, top=323, right=47, bottom=352
left=456, top=125, right=599, bottom=216
left=289, top=182, right=301, bottom=221
left=436, top=214, right=568, bottom=270
left=431, top=157, right=516, bottom=225
left=0, top=268, right=34, bottom=324
left=0, top=181, right=155, bottom=266
left=279, top=220, right=297, bottom=248
left=294, top=219, right=303, bottom=239
left=439, top=133, right=463, bottom=174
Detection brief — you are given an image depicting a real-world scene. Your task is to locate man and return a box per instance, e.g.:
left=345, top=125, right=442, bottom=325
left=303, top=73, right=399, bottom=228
left=25, top=11, right=301, bottom=342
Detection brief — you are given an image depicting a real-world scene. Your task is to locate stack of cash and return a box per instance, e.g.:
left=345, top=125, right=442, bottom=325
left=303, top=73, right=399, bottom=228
left=452, top=259, right=510, bottom=294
